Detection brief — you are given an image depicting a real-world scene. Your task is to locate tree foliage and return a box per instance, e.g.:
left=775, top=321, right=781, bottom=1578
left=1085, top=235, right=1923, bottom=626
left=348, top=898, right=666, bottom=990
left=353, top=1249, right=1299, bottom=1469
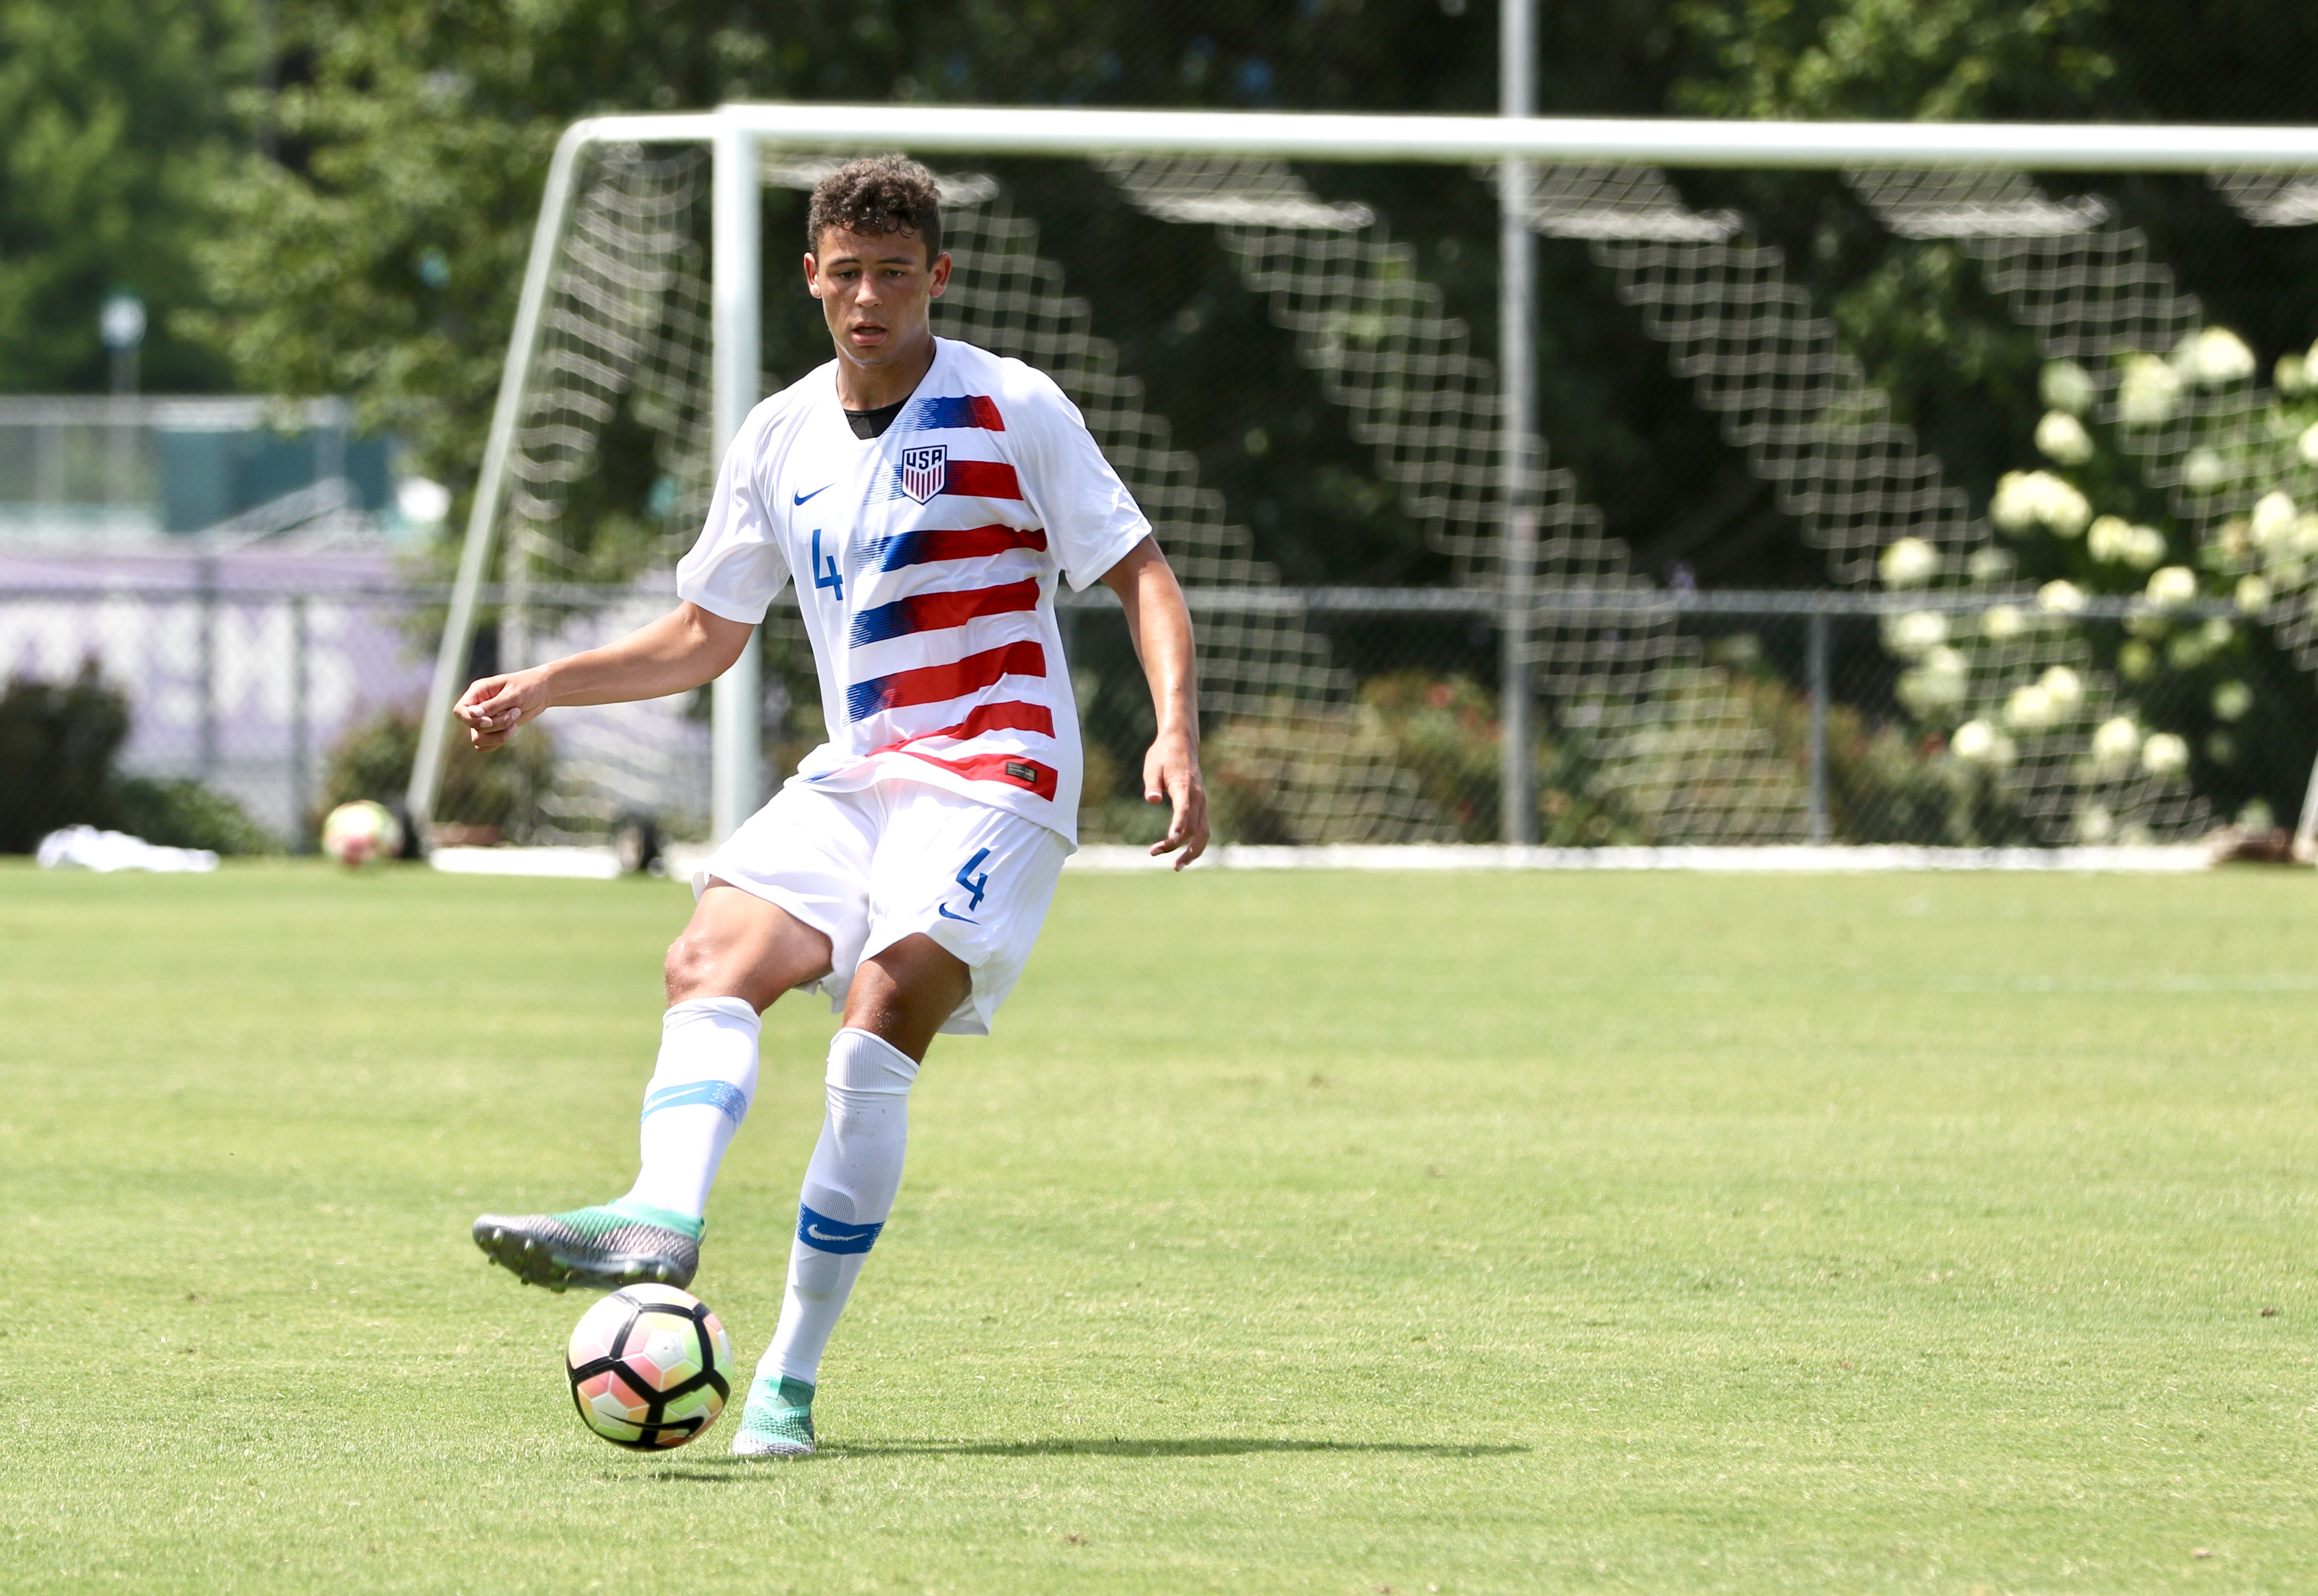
left=0, top=0, right=250, bottom=391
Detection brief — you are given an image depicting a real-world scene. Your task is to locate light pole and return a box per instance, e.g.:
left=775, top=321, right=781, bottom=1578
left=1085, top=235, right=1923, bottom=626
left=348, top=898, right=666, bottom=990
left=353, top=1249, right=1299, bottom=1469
left=100, top=291, right=146, bottom=516
left=100, top=291, right=145, bottom=397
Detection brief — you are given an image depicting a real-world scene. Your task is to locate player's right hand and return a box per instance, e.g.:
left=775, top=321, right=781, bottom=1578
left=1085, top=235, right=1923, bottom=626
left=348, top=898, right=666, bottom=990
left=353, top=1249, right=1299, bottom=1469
left=454, top=670, right=550, bottom=750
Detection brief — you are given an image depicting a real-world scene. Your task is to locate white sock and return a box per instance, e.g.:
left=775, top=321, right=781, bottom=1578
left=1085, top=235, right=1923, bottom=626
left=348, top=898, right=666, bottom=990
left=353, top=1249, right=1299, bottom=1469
left=758, top=1027, right=919, bottom=1386
left=620, top=996, right=760, bottom=1225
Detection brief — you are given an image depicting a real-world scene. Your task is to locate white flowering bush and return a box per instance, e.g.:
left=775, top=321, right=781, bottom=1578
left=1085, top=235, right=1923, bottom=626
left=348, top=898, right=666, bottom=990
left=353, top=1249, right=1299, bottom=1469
left=1882, top=330, right=2308, bottom=831
left=1990, top=470, right=2092, bottom=537
left=2140, top=732, right=2191, bottom=777
left=1877, top=535, right=1939, bottom=588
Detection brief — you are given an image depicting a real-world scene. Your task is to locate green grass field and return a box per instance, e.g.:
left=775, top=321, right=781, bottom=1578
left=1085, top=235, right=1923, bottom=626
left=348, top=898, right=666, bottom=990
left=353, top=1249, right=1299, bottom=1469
left=5, top=862, right=2318, bottom=1593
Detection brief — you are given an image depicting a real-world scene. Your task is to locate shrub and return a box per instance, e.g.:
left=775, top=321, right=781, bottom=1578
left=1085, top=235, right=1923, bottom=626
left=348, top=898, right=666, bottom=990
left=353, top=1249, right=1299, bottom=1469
left=111, top=776, right=284, bottom=855
left=0, top=664, right=279, bottom=853
left=319, top=705, right=553, bottom=835
left=1200, top=705, right=1454, bottom=844
left=0, top=664, right=129, bottom=852
left=1717, top=663, right=2035, bottom=846
left=1357, top=671, right=1648, bottom=844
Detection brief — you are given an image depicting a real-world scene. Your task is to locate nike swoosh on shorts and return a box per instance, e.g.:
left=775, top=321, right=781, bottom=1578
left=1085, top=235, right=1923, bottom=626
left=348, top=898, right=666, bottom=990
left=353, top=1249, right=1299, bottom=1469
left=937, top=905, right=978, bottom=922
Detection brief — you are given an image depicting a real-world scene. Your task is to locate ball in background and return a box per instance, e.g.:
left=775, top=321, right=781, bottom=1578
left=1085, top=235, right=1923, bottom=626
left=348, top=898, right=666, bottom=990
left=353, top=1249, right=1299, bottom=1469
left=565, top=1284, right=733, bottom=1450
left=321, top=800, right=402, bottom=867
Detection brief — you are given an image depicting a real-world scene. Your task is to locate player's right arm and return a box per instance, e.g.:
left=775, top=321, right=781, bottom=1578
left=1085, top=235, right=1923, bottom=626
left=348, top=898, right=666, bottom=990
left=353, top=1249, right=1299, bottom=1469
left=461, top=397, right=795, bottom=753
left=454, top=602, right=751, bottom=751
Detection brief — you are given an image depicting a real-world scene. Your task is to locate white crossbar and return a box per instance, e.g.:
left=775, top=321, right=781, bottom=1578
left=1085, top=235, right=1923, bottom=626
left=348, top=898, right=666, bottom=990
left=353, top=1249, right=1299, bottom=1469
left=574, top=106, right=2318, bottom=172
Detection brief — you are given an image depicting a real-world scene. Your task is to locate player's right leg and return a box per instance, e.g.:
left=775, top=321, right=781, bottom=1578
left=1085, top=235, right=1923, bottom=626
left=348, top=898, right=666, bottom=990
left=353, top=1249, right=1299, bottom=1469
left=471, top=884, right=838, bottom=1292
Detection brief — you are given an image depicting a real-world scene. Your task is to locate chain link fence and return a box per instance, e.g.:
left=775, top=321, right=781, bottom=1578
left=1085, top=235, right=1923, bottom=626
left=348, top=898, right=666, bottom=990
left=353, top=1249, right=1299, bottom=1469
left=2, top=559, right=2261, bottom=852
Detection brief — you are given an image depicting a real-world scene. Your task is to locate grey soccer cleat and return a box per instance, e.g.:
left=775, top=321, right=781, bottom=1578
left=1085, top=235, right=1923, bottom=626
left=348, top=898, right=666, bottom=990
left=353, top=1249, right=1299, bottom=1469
left=471, top=1201, right=701, bottom=1293
left=731, top=1374, right=816, bottom=1457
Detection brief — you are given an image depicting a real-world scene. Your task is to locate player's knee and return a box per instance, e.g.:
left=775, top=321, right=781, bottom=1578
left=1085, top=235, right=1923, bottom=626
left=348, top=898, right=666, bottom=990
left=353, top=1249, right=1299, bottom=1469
left=663, top=930, right=715, bottom=1002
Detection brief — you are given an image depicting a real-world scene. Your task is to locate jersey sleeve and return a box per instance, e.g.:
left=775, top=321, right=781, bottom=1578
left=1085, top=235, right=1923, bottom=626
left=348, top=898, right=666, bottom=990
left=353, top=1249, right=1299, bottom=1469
left=676, top=405, right=791, bottom=623
left=1004, top=364, right=1154, bottom=591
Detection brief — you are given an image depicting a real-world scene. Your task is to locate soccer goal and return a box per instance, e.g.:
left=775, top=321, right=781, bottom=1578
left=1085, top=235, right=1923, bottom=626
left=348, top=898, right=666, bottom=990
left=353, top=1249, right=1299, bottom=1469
left=407, top=106, right=2318, bottom=857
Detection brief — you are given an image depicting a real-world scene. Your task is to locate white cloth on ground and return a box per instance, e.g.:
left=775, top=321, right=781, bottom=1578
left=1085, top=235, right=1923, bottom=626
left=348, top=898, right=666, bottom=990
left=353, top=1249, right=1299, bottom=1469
left=36, top=826, right=218, bottom=873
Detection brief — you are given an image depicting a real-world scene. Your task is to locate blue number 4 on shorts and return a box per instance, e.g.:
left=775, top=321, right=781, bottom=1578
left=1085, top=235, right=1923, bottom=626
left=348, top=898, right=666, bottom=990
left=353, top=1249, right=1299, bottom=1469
left=939, top=847, right=991, bottom=922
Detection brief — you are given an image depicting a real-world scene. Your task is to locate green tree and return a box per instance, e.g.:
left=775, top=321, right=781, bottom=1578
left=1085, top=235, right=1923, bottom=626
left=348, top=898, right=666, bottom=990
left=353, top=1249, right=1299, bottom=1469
left=0, top=0, right=254, bottom=392
left=190, top=1, right=1498, bottom=554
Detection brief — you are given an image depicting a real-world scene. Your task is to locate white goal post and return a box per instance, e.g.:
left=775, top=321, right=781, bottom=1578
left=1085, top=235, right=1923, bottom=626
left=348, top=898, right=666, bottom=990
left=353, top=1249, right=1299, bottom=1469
left=406, top=105, right=2318, bottom=847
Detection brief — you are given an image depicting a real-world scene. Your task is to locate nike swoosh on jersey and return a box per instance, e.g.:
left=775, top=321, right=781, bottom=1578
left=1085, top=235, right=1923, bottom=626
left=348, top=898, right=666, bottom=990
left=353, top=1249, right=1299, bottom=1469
left=937, top=905, right=979, bottom=922
left=793, top=483, right=832, bottom=504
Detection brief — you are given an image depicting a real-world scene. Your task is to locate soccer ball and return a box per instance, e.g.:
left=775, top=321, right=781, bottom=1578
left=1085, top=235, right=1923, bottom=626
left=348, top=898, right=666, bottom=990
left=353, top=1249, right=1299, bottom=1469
left=321, top=800, right=401, bottom=867
left=565, top=1284, right=733, bottom=1450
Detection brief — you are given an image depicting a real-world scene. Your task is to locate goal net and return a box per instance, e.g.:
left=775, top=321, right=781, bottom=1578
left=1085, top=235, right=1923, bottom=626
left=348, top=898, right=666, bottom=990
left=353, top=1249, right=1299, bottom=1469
left=414, top=110, right=2318, bottom=853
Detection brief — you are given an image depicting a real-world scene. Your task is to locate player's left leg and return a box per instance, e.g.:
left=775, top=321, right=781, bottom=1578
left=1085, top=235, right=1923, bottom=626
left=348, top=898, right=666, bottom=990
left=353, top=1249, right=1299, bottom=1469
left=734, top=786, right=1068, bottom=1456
left=730, top=936, right=962, bottom=1456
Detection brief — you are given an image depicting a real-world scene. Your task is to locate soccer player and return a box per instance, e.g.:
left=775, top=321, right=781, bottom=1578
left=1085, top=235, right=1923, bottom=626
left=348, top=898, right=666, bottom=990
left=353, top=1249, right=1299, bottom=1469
left=456, top=156, right=1206, bottom=1456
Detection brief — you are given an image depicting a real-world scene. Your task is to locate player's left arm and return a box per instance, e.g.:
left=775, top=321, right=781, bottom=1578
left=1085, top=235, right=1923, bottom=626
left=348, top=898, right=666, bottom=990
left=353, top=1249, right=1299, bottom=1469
left=1099, top=535, right=1208, bottom=869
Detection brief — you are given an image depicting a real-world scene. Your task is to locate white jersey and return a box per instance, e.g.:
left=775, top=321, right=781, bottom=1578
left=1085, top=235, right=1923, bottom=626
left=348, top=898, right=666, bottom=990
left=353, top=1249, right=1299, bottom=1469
left=677, top=339, right=1150, bottom=845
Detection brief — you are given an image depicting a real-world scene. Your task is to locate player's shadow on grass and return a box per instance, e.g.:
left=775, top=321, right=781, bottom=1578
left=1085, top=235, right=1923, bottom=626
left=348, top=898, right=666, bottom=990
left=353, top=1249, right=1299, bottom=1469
left=649, top=1438, right=1525, bottom=1479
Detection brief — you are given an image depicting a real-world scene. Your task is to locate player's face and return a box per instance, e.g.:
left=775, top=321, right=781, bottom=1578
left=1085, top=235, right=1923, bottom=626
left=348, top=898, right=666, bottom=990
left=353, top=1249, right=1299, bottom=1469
left=804, top=226, right=953, bottom=372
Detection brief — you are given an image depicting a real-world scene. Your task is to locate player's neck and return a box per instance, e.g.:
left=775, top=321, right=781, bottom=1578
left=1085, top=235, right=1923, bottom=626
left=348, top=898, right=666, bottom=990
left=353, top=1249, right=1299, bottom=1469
left=831, top=330, right=938, bottom=413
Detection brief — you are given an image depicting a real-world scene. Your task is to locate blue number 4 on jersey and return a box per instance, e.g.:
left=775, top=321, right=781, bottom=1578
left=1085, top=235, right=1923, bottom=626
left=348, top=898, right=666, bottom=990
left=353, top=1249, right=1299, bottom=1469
left=811, top=529, right=842, bottom=600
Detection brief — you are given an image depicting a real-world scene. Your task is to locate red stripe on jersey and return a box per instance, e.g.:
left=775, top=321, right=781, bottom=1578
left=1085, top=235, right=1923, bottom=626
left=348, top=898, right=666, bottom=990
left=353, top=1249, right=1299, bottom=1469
left=938, top=699, right=1056, bottom=740
left=895, top=748, right=1058, bottom=800
left=870, top=700, right=1056, bottom=754
left=869, top=522, right=1047, bottom=572
left=846, top=639, right=1045, bottom=721
left=969, top=395, right=1006, bottom=431
left=944, top=459, right=1020, bottom=500
left=847, top=578, right=1039, bottom=646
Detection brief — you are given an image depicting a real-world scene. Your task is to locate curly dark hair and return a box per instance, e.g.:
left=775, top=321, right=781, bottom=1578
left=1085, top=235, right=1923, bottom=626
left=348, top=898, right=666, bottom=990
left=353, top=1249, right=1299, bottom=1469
left=806, top=155, right=942, bottom=261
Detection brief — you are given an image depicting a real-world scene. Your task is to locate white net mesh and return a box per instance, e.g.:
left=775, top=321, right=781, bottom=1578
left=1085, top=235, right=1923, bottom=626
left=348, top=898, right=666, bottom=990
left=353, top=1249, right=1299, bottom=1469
left=469, top=140, right=2287, bottom=848
left=1850, top=166, right=2299, bottom=750
left=1520, top=165, right=2204, bottom=841
left=2212, top=173, right=2318, bottom=229
left=1107, top=156, right=1951, bottom=843
left=496, top=146, right=716, bottom=836
left=1847, top=170, right=2258, bottom=515
left=506, top=147, right=715, bottom=583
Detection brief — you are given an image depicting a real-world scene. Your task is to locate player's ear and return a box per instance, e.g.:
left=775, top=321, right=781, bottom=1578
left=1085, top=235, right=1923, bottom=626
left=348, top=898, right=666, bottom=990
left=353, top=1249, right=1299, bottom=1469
left=803, top=251, right=823, bottom=298
left=926, top=251, right=953, bottom=298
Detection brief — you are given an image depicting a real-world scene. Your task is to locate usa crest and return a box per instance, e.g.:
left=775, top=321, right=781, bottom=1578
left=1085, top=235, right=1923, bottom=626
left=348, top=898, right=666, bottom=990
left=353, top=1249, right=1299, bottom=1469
left=898, top=444, right=948, bottom=505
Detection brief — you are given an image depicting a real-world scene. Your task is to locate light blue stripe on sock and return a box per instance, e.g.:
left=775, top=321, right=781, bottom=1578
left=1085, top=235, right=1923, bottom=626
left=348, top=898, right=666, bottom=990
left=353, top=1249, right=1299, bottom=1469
left=641, top=1080, right=749, bottom=1124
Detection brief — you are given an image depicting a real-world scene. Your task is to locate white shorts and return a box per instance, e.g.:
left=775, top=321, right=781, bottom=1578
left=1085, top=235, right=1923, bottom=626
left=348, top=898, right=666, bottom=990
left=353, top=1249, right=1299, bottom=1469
left=692, top=777, right=1069, bottom=1036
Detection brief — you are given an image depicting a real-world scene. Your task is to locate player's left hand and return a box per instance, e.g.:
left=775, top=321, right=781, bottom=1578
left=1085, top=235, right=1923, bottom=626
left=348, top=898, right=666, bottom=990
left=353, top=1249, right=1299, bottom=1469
left=1144, top=728, right=1208, bottom=870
